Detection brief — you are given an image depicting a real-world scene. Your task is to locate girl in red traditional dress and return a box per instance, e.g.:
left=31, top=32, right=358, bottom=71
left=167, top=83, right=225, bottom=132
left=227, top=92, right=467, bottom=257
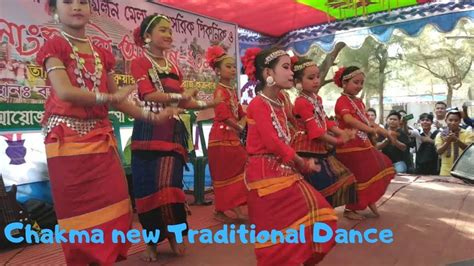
left=205, top=46, right=248, bottom=222
left=37, top=1, right=180, bottom=264
left=130, top=15, right=222, bottom=261
left=242, top=47, right=337, bottom=266
left=333, top=66, right=396, bottom=220
left=291, top=57, right=358, bottom=209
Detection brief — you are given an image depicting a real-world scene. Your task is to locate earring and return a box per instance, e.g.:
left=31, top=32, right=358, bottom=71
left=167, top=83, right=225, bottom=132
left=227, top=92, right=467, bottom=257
left=295, top=83, right=302, bottom=90
left=144, top=38, right=151, bottom=48
left=266, top=76, right=275, bottom=87
left=53, top=13, right=60, bottom=24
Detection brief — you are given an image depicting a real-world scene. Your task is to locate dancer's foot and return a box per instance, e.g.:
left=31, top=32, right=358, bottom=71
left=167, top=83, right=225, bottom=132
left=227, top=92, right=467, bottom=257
left=140, top=245, right=158, bottom=262
left=231, top=207, right=249, bottom=222
left=368, top=203, right=380, bottom=217
left=343, top=210, right=364, bottom=220
left=213, top=211, right=234, bottom=223
left=169, top=235, right=186, bottom=256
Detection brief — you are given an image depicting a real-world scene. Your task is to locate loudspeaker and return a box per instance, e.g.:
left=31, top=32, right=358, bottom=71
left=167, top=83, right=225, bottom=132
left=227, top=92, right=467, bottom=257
left=451, top=143, right=474, bottom=184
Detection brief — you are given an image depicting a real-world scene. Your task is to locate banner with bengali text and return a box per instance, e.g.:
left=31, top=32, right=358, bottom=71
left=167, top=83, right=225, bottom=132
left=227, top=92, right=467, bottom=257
left=0, top=0, right=237, bottom=187
left=0, top=0, right=238, bottom=131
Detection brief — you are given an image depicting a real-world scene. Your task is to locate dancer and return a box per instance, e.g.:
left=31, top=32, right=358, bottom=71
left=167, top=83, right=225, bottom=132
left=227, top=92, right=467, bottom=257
left=130, top=14, right=222, bottom=261
left=333, top=66, right=396, bottom=219
left=205, top=45, right=248, bottom=222
left=242, top=47, right=337, bottom=266
left=37, top=1, right=180, bottom=264
left=291, top=57, right=358, bottom=209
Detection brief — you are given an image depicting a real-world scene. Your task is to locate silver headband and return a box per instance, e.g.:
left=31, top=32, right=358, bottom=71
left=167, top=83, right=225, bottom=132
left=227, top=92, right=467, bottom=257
left=144, top=15, right=170, bottom=34
left=264, top=50, right=287, bottom=65
left=343, top=69, right=365, bottom=81
left=293, top=61, right=316, bottom=72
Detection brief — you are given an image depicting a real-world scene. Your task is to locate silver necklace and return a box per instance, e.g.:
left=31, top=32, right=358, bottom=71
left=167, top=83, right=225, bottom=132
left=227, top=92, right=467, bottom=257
left=259, top=92, right=283, bottom=107
left=260, top=95, right=291, bottom=144
left=61, top=32, right=102, bottom=92
left=300, top=91, right=327, bottom=130
left=61, top=31, right=88, bottom=42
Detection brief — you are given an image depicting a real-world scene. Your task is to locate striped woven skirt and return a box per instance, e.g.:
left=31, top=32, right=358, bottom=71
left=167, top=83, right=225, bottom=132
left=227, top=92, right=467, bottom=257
left=131, top=150, right=188, bottom=243
left=208, top=139, right=248, bottom=212
left=299, top=152, right=357, bottom=208
left=45, top=125, right=132, bottom=265
left=336, top=146, right=395, bottom=211
left=246, top=156, right=337, bottom=266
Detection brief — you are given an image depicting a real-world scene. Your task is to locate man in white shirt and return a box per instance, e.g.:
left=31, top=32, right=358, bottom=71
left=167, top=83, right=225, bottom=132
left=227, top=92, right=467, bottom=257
left=432, top=101, right=447, bottom=130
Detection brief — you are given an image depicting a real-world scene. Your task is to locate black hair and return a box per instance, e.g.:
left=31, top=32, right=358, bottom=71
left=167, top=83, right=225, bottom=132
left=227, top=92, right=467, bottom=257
left=139, top=14, right=170, bottom=40
left=48, top=0, right=91, bottom=10
left=398, top=109, right=407, bottom=115
left=253, top=47, right=288, bottom=93
left=435, top=101, right=447, bottom=108
left=446, top=110, right=462, bottom=120
left=387, top=110, right=401, bottom=120
left=339, top=66, right=360, bottom=85
left=293, top=57, right=314, bottom=81
left=48, top=0, right=56, bottom=9
left=419, top=113, right=434, bottom=122
left=367, top=108, right=377, bottom=116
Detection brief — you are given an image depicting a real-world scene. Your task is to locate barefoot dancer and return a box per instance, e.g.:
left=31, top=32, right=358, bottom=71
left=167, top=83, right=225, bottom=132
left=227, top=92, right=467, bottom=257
left=130, top=14, right=222, bottom=261
left=242, top=47, right=337, bottom=265
left=291, top=57, right=358, bottom=209
left=205, top=45, right=248, bottom=223
left=38, top=1, right=180, bottom=264
left=333, top=66, right=396, bottom=219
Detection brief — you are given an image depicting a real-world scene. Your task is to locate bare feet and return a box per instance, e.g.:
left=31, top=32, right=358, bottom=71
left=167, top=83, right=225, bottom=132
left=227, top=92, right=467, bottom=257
left=343, top=210, right=364, bottom=220
left=168, top=235, right=186, bottom=256
left=213, top=211, right=234, bottom=223
left=368, top=203, right=380, bottom=217
left=140, top=244, right=158, bottom=262
left=231, top=207, right=249, bottom=222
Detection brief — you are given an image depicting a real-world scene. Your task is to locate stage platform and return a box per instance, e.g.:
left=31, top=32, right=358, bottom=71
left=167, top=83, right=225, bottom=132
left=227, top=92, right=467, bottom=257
left=1, top=175, right=473, bottom=265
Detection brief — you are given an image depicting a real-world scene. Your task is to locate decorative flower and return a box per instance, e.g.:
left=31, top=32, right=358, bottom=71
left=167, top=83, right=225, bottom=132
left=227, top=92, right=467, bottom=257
left=333, top=67, right=346, bottom=88
left=205, top=45, right=226, bottom=69
left=290, top=56, right=299, bottom=67
left=133, top=27, right=144, bottom=47
left=241, top=48, right=261, bottom=81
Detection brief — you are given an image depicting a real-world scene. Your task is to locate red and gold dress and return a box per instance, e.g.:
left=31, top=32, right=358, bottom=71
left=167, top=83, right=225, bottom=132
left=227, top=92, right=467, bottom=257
left=208, top=83, right=248, bottom=212
left=245, top=95, right=337, bottom=266
left=37, top=35, right=131, bottom=264
left=335, top=94, right=395, bottom=211
left=292, top=94, right=357, bottom=207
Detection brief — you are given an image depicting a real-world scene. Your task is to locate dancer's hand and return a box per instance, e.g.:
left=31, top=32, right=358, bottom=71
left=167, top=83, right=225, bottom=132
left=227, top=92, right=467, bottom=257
left=109, top=84, right=136, bottom=104
left=295, top=156, right=320, bottom=174
left=342, top=128, right=357, bottom=142
left=306, top=158, right=321, bottom=173
left=183, top=88, right=198, bottom=100
left=150, top=107, right=184, bottom=124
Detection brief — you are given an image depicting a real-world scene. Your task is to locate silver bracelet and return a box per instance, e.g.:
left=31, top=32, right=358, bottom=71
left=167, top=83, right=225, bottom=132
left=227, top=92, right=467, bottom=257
left=169, top=93, right=183, bottom=101
left=95, top=92, right=108, bottom=104
left=196, top=100, right=207, bottom=109
left=46, top=66, right=66, bottom=75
